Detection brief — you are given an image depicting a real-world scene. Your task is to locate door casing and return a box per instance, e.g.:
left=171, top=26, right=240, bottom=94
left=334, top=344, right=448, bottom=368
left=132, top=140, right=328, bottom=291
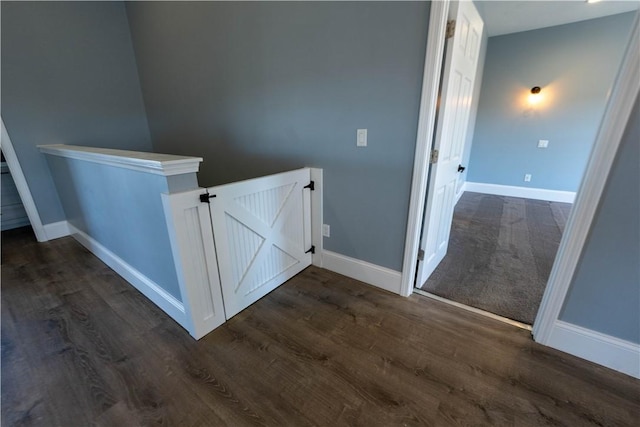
left=400, top=2, right=639, bottom=346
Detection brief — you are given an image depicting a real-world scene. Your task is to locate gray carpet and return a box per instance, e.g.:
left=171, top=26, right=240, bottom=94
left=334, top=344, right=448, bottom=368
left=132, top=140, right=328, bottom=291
left=420, top=192, right=572, bottom=325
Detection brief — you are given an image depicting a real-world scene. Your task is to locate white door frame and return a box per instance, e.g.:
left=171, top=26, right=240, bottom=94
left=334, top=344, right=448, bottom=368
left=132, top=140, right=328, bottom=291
left=415, top=0, right=484, bottom=289
left=400, top=0, right=450, bottom=297
left=0, top=117, right=47, bottom=242
left=401, top=3, right=639, bottom=343
left=533, top=14, right=639, bottom=343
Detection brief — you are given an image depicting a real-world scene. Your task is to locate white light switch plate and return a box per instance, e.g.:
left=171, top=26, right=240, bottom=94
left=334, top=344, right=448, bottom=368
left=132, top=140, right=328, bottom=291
left=322, top=224, right=330, bottom=237
left=357, top=129, right=367, bottom=147
left=538, top=139, right=549, bottom=148
left=524, top=174, right=532, bottom=182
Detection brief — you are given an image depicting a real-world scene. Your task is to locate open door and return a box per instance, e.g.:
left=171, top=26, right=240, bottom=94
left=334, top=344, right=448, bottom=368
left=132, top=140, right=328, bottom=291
left=416, top=1, right=484, bottom=287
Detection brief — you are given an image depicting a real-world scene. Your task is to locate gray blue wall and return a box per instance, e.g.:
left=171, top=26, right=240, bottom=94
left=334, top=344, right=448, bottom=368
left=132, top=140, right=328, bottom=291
left=560, top=95, right=640, bottom=344
left=125, top=1, right=430, bottom=271
left=467, top=12, right=634, bottom=192
left=1, top=1, right=151, bottom=225
left=45, top=155, right=186, bottom=300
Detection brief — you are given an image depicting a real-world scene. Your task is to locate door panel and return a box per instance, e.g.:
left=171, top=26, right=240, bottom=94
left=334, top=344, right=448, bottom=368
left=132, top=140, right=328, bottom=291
left=208, top=168, right=313, bottom=318
left=417, top=1, right=484, bottom=287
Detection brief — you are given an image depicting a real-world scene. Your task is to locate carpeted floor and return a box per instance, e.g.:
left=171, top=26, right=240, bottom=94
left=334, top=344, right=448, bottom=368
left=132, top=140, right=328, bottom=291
left=420, top=192, right=572, bottom=325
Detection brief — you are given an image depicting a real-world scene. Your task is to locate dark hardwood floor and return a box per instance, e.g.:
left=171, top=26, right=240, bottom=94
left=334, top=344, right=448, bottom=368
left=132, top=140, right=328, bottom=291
left=2, top=227, right=639, bottom=426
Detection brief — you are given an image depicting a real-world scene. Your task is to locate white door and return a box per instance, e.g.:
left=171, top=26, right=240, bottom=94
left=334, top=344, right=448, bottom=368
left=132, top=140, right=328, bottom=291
left=208, top=168, right=313, bottom=318
left=416, top=1, right=484, bottom=288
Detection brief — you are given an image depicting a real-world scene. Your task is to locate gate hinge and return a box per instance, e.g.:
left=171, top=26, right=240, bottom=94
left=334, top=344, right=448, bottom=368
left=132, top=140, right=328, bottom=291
left=446, top=20, right=456, bottom=39
left=305, top=245, right=316, bottom=254
left=304, top=181, right=315, bottom=191
left=200, top=193, right=216, bottom=203
left=430, top=149, right=439, bottom=164
left=418, top=249, right=425, bottom=261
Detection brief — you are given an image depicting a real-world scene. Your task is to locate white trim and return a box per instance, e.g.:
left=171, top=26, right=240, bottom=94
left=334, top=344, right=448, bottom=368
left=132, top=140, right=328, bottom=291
left=322, top=250, right=402, bottom=294
left=310, top=168, right=324, bottom=268
left=413, top=288, right=532, bottom=331
left=38, top=144, right=202, bottom=176
left=43, top=220, right=70, bottom=240
left=533, top=15, right=640, bottom=344
left=400, top=0, right=450, bottom=297
left=455, top=181, right=467, bottom=205
left=465, top=182, right=576, bottom=203
left=67, top=222, right=188, bottom=329
left=0, top=118, right=47, bottom=242
left=547, top=320, right=640, bottom=378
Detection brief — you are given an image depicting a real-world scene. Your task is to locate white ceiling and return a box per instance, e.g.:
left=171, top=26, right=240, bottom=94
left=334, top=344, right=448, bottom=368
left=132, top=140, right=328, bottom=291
left=476, top=0, right=639, bottom=37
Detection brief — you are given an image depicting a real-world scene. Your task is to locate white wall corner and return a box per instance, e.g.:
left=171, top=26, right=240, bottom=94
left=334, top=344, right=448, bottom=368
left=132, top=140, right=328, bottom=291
left=322, top=250, right=402, bottom=294
left=43, top=220, right=70, bottom=240
left=1, top=117, right=47, bottom=242
left=67, top=223, right=188, bottom=330
left=465, top=182, right=576, bottom=203
left=546, top=320, right=640, bottom=379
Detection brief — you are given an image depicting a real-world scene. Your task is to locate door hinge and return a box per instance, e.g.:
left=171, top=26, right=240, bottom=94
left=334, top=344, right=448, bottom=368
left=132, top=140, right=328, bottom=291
left=418, top=249, right=425, bottom=261
left=430, top=149, right=439, bottom=164
left=303, top=181, right=315, bottom=191
left=200, top=193, right=216, bottom=203
left=446, top=20, right=456, bottom=39
left=305, top=245, right=316, bottom=254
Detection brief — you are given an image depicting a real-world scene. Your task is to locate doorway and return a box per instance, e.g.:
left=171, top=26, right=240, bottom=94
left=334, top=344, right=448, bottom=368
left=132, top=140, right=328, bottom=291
left=402, top=1, right=626, bottom=323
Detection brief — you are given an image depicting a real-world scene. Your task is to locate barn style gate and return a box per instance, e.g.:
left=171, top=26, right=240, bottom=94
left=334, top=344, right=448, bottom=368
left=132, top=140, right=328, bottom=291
left=163, top=168, right=317, bottom=338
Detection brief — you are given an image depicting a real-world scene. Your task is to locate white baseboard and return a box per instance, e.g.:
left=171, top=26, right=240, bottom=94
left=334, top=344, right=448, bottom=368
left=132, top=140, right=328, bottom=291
left=67, top=223, right=187, bottom=329
left=43, top=220, right=70, bottom=240
left=322, top=250, right=402, bottom=294
left=546, top=320, right=640, bottom=378
left=465, top=182, right=576, bottom=203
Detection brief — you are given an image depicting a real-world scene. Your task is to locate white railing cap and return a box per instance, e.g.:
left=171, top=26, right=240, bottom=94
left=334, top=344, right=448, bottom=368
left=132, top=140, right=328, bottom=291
left=38, top=144, right=203, bottom=176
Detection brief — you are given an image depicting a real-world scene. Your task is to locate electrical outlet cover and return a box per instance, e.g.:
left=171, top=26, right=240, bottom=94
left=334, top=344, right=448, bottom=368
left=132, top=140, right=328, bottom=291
left=538, top=139, right=549, bottom=148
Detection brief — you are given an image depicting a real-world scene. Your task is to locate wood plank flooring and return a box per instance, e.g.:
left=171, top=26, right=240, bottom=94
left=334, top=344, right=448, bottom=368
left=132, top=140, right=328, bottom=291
left=2, top=226, right=639, bottom=426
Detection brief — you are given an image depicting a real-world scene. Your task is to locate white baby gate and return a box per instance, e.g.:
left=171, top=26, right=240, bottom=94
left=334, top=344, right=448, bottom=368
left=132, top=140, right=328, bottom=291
left=163, top=168, right=317, bottom=338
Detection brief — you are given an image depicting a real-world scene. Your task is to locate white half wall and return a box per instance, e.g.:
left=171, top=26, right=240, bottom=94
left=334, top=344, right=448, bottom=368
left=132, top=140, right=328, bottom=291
left=465, top=182, right=576, bottom=203
left=67, top=222, right=188, bottom=330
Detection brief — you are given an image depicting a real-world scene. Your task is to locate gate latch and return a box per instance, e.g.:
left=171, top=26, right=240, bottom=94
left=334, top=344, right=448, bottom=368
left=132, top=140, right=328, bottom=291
left=200, top=193, right=216, bottom=203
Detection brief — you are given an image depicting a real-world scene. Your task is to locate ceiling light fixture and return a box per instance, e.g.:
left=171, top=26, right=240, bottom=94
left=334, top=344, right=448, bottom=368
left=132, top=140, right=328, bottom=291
left=528, top=86, right=543, bottom=106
